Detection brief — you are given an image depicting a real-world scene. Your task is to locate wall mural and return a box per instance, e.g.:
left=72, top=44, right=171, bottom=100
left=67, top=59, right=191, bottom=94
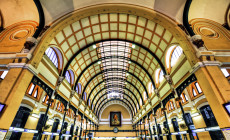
left=110, top=112, right=121, bottom=126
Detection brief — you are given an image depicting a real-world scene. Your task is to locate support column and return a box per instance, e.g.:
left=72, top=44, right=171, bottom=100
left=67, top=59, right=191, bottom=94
left=36, top=76, right=64, bottom=140
left=164, top=75, right=195, bottom=140
left=194, top=64, right=230, bottom=137
left=143, top=119, right=147, bottom=140
left=154, top=88, right=172, bottom=140
left=79, top=115, right=84, bottom=140
left=85, top=119, right=88, bottom=140
left=140, top=120, right=143, bottom=140
left=148, top=117, right=153, bottom=140
left=0, top=67, right=33, bottom=129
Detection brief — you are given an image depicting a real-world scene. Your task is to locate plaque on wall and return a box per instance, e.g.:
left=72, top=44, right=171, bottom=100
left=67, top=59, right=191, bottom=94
left=110, top=112, right=121, bottom=126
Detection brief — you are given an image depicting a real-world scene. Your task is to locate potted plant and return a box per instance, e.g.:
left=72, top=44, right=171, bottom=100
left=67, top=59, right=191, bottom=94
left=112, top=137, right=116, bottom=140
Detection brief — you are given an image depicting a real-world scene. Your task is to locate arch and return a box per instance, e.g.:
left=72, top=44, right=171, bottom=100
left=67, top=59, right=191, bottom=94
left=76, top=83, right=82, bottom=94
left=82, top=69, right=147, bottom=101
left=96, top=97, right=135, bottom=117
left=44, top=46, right=64, bottom=73
left=30, top=4, right=199, bottom=122
left=99, top=103, right=132, bottom=120
left=165, top=44, right=183, bottom=73
left=189, top=81, right=203, bottom=98
left=65, top=39, right=166, bottom=81
left=75, top=58, right=156, bottom=95
left=92, top=90, right=137, bottom=113
left=148, top=82, right=154, bottom=96
left=31, top=4, right=198, bottom=78
left=83, top=92, right=87, bottom=101
left=90, top=81, right=142, bottom=109
left=196, top=100, right=209, bottom=110
left=65, top=69, right=75, bottom=86
left=85, top=58, right=155, bottom=105
left=155, top=68, right=164, bottom=86
left=165, top=100, right=175, bottom=112
left=96, top=98, right=134, bottom=118
left=19, top=103, right=34, bottom=111
left=26, top=82, right=41, bottom=100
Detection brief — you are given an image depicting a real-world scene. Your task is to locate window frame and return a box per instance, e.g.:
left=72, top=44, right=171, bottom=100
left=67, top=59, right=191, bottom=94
left=26, top=83, right=42, bottom=101
left=189, top=81, right=203, bottom=100
left=42, top=94, right=55, bottom=108
left=165, top=44, right=183, bottom=73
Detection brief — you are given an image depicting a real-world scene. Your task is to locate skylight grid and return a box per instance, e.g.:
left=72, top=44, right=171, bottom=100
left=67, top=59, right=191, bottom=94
left=97, top=41, right=132, bottom=100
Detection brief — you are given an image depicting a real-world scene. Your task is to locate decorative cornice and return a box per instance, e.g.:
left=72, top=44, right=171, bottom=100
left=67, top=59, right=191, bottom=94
left=189, top=61, right=222, bottom=74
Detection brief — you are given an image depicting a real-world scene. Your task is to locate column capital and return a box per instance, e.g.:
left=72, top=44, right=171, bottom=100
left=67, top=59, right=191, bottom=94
left=23, top=37, right=38, bottom=53
left=57, top=76, right=64, bottom=86
left=190, top=61, right=222, bottom=74
left=191, top=35, right=205, bottom=50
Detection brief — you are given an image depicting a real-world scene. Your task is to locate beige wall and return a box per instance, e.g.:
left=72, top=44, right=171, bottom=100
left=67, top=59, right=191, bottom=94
left=100, top=104, right=131, bottom=119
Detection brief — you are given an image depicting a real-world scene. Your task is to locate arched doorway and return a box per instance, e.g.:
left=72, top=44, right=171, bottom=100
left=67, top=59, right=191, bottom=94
left=9, top=106, right=31, bottom=140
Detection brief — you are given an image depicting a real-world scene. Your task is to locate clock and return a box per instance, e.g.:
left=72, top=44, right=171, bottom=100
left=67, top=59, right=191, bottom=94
left=113, top=127, right=118, bottom=133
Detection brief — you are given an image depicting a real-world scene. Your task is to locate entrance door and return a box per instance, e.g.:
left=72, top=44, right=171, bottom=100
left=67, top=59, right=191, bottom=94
left=200, top=105, right=224, bottom=140
left=171, top=118, right=182, bottom=140
left=10, top=106, right=31, bottom=140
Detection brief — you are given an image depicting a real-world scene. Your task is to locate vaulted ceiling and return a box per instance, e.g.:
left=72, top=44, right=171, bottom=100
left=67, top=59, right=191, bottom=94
left=46, top=11, right=180, bottom=117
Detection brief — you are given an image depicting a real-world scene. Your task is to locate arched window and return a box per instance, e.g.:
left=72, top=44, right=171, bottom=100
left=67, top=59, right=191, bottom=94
left=166, top=100, right=175, bottom=112
left=155, top=69, right=164, bottom=84
left=0, top=71, right=8, bottom=80
left=221, top=68, right=230, bottom=79
left=92, top=103, right=94, bottom=109
left=65, top=70, right=75, bottom=85
left=56, top=102, right=65, bottom=113
left=148, top=82, right=154, bottom=94
left=26, top=83, right=41, bottom=100
left=83, top=92, right=87, bottom=101
left=181, top=93, right=189, bottom=104
left=42, top=94, right=55, bottom=108
left=156, top=108, right=164, bottom=118
left=166, top=45, right=183, bottom=69
left=76, top=83, right=82, bottom=94
left=65, top=71, right=71, bottom=84
left=140, top=98, right=143, bottom=107
left=88, top=99, right=91, bottom=106
left=190, top=81, right=203, bottom=98
left=45, top=47, right=63, bottom=70
left=143, top=92, right=147, bottom=102
left=45, top=47, right=58, bottom=67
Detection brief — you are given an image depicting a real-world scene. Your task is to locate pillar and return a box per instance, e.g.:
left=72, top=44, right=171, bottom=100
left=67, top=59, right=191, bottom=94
left=194, top=64, right=230, bottom=137
left=0, top=66, right=33, bottom=129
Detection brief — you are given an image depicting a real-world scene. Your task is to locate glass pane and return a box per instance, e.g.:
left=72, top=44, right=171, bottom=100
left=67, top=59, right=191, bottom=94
left=28, top=84, right=35, bottom=95
left=195, top=82, right=202, bottom=93
left=221, top=68, right=230, bottom=77
left=0, top=71, right=8, bottom=79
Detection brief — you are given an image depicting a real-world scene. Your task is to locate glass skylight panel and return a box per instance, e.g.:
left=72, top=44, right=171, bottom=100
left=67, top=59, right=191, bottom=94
left=97, top=41, right=132, bottom=100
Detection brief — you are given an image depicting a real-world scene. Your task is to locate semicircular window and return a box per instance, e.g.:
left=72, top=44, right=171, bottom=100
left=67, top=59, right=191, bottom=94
left=166, top=45, right=183, bottom=68
left=45, top=47, right=63, bottom=69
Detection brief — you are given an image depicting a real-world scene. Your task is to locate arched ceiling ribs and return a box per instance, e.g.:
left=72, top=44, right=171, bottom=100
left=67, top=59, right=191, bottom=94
left=62, top=39, right=167, bottom=85
left=81, top=69, right=146, bottom=101
left=85, top=58, right=155, bottom=105
left=75, top=58, right=155, bottom=101
left=90, top=81, right=141, bottom=110
left=99, top=102, right=132, bottom=120
left=96, top=98, right=134, bottom=118
left=92, top=89, right=137, bottom=113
